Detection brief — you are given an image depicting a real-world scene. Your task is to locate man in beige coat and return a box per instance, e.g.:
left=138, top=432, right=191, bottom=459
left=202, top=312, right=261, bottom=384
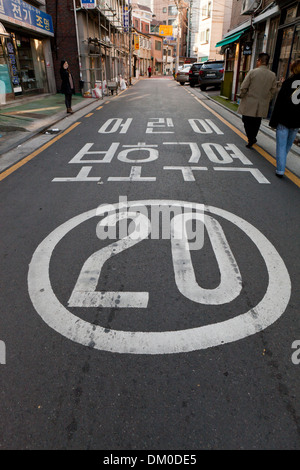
left=238, top=53, right=277, bottom=148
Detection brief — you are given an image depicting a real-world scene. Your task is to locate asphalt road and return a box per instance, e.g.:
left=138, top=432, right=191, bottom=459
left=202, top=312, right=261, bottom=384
left=0, top=78, right=299, bottom=451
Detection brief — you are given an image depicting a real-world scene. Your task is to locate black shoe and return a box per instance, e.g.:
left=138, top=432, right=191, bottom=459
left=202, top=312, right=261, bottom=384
left=246, top=138, right=257, bottom=148
left=275, top=173, right=283, bottom=178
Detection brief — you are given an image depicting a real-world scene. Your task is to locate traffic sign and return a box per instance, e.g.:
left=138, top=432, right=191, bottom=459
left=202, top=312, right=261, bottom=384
left=159, top=25, right=173, bottom=37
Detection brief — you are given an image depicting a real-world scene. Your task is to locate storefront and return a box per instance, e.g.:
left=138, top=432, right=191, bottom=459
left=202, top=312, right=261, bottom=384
left=0, top=0, right=55, bottom=103
left=215, top=25, right=251, bottom=101
left=215, top=2, right=283, bottom=102
left=273, top=1, right=300, bottom=80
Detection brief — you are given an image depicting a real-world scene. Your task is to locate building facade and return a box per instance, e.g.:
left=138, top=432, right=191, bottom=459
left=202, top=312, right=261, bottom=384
left=45, top=0, right=131, bottom=95
left=151, top=0, right=188, bottom=68
left=132, top=3, right=152, bottom=76
left=0, top=0, right=56, bottom=104
left=188, top=0, right=232, bottom=62
left=150, top=32, right=163, bottom=73
left=216, top=0, right=300, bottom=101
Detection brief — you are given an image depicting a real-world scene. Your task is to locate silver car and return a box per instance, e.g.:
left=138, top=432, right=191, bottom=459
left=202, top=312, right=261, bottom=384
left=176, top=64, right=192, bottom=85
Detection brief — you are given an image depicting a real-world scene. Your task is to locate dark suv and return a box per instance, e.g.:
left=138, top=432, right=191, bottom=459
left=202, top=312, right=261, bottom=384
left=198, top=60, right=224, bottom=91
left=188, top=63, right=203, bottom=87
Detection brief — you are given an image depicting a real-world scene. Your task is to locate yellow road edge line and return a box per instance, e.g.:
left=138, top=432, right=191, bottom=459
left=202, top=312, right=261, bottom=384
left=0, top=122, right=81, bottom=182
left=85, top=113, right=94, bottom=118
left=96, top=106, right=103, bottom=110
left=191, top=93, right=300, bottom=188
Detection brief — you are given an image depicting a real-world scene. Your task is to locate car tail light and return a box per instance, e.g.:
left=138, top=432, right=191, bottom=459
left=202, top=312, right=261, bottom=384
left=220, top=69, right=224, bottom=73
left=189, top=69, right=192, bottom=74
left=199, top=70, right=204, bottom=75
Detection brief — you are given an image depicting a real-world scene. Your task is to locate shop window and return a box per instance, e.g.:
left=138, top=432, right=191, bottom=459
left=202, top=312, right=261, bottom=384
left=0, top=39, right=12, bottom=100
left=31, top=39, right=48, bottom=92
left=291, top=25, right=300, bottom=64
left=16, top=35, right=37, bottom=91
left=277, top=27, right=294, bottom=80
left=284, top=4, right=297, bottom=24
left=267, top=16, right=280, bottom=71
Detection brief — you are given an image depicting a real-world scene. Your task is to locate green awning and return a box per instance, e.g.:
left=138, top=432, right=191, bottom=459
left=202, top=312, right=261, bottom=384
left=215, top=29, right=249, bottom=48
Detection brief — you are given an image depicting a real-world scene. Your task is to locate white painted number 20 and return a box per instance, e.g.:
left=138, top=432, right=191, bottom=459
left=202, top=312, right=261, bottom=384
left=68, top=208, right=242, bottom=309
left=28, top=200, right=291, bottom=354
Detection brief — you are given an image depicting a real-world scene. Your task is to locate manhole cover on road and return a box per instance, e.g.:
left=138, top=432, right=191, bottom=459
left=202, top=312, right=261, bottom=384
left=28, top=200, right=291, bottom=355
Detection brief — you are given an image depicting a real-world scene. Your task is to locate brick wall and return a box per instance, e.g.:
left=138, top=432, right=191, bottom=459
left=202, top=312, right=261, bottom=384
left=45, top=0, right=80, bottom=92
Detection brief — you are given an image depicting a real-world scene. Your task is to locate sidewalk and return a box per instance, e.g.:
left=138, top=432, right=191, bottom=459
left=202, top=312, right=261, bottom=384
left=0, top=78, right=142, bottom=157
left=0, top=93, right=100, bottom=155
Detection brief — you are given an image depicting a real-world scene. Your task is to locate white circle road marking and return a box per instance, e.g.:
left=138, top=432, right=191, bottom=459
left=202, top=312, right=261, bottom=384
left=28, top=201, right=291, bottom=355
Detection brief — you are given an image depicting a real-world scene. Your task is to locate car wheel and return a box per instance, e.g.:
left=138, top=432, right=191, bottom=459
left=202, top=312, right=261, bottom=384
left=200, top=85, right=206, bottom=91
left=190, top=82, right=195, bottom=87
left=180, top=82, right=184, bottom=86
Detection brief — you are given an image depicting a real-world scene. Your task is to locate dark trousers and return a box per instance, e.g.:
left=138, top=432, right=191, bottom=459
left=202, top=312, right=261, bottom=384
left=242, top=116, right=262, bottom=143
left=65, top=93, right=72, bottom=109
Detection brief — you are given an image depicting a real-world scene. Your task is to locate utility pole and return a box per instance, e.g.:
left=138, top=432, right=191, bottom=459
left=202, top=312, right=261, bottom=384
left=176, top=5, right=180, bottom=72
left=129, top=0, right=132, bottom=85
left=73, top=0, right=82, bottom=84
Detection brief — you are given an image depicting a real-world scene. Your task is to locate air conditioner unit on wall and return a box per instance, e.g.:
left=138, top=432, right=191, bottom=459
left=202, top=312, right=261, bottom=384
left=241, top=0, right=260, bottom=15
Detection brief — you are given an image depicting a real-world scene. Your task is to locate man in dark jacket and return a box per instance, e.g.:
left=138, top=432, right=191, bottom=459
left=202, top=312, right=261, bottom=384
left=269, top=59, right=300, bottom=177
left=60, top=60, right=75, bottom=114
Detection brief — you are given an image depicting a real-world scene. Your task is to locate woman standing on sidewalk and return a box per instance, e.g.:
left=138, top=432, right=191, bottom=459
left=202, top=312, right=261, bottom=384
left=269, top=59, right=300, bottom=178
left=60, top=60, right=75, bottom=114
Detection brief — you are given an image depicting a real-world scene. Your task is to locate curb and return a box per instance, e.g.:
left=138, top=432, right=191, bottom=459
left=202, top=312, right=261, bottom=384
left=0, top=96, right=100, bottom=155
left=0, top=80, right=140, bottom=156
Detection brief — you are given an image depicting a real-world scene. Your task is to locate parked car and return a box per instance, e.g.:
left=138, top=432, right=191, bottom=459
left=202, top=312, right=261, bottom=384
left=176, top=64, right=192, bottom=85
left=198, top=60, right=224, bottom=91
left=188, top=63, right=203, bottom=87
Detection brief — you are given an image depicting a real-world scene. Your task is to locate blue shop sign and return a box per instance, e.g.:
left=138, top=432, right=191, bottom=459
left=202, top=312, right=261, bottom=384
left=0, top=0, right=54, bottom=36
left=81, top=0, right=95, bottom=8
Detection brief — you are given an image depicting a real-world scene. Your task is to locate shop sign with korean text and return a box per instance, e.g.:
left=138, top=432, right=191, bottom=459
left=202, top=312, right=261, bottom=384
left=81, top=0, right=96, bottom=9
left=0, top=0, right=54, bottom=36
left=123, top=5, right=129, bottom=32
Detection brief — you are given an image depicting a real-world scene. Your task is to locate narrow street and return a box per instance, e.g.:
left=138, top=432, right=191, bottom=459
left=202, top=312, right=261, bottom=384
left=0, top=78, right=299, bottom=451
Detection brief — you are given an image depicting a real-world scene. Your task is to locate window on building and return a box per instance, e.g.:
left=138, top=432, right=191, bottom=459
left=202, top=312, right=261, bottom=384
left=267, top=16, right=280, bottom=71
left=284, top=4, right=297, bottom=24
left=277, top=26, right=294, bottom=80
left=200, top=29, right=210, bottom=43
left=163, top=7, right=167, bottom=13
left=155, top=40, right=161, bottom=51
left=0, top=38, right=13, bottom=95
left=208, top=1, right=211, bottom=17
left=291, top=24, right=300, bottom=63
left=168, top=6, right=177, bottom=16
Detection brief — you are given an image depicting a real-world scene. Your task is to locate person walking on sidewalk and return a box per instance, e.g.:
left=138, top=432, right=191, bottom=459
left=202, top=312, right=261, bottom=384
left=238, top=53, right=277, bottom=148
left=269, top=59, right=300, bottom=178
left=148, top=66, right=152, bottom=78
left=60, top=60, right=75, bottom=114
